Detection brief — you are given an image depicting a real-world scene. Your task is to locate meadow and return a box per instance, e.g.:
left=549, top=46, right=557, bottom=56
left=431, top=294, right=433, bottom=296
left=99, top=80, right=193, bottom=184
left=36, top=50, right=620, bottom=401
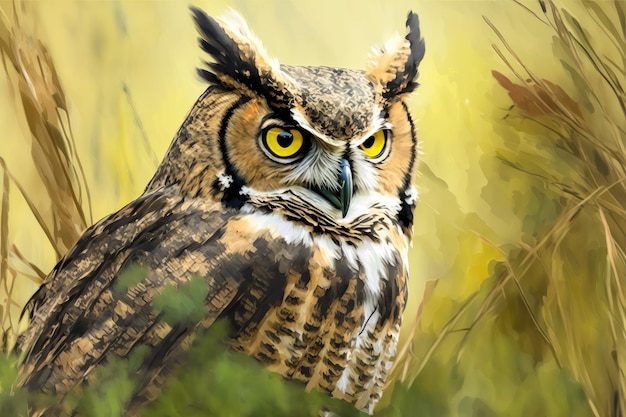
left=0, top=1, right=623, bottom=415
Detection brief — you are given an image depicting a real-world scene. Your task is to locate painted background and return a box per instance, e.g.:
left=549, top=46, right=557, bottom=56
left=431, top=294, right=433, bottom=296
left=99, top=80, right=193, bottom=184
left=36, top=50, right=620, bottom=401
left=0, top=0, right=623, bottom=416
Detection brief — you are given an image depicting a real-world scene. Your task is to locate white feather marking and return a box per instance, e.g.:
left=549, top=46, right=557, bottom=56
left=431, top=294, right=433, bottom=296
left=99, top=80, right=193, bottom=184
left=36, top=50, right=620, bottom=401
left=241, top=209, right=313, bottom=247
left=354, top=239, right=397, bottom=334
left=335, top=365, right=352, bottom=393
left=339, top=192, right=401, bottom=223
left=339, top=242, right=358, bottom=271
left=216, top=171, right=234, bottom=189
left=404, top=185, right=418, bottom=206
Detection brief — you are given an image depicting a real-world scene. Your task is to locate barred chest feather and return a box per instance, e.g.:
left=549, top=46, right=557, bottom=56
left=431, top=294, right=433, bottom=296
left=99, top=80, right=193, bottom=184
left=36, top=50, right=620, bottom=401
left=223, top=207, right=410, bottom=414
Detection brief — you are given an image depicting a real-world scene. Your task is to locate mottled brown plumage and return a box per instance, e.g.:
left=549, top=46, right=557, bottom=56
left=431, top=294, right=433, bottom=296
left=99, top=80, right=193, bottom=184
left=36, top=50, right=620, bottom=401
left=15, top=6, right=425, bottom=416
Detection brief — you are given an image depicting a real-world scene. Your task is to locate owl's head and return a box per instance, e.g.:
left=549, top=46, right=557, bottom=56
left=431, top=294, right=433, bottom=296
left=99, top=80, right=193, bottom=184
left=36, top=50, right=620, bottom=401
left=148, top=7, right=424, bottom=236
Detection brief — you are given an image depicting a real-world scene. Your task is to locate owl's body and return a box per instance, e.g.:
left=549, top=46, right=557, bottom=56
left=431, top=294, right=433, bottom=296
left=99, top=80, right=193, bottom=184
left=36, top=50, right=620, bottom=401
left=15, top=7, right=424, bottom=416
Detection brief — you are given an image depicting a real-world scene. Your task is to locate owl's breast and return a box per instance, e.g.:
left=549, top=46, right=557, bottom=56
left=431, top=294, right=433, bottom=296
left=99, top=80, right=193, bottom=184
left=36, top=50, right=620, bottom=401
left=222, top=209, right=410, bottom=413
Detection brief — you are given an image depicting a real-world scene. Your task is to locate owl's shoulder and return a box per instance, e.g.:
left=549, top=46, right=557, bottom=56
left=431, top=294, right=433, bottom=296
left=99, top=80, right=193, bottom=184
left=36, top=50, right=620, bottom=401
left=16, top=187, right=236, bottom=361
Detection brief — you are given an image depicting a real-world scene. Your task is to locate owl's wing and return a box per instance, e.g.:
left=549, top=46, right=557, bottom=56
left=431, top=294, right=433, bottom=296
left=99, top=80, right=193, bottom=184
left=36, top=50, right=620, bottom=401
left=16, top=187, right=249, bottom=410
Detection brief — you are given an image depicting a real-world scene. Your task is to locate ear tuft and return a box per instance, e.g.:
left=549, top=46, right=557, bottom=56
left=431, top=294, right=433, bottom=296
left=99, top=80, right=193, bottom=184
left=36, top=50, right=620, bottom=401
left=367, top=11, right=425, bottom=100
left=189, top=6, right=295, bottom=108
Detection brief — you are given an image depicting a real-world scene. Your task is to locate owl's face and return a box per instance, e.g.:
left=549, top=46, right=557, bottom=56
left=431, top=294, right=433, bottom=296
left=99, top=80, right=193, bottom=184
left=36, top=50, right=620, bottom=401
left=148, top=8, right=424, bottom=236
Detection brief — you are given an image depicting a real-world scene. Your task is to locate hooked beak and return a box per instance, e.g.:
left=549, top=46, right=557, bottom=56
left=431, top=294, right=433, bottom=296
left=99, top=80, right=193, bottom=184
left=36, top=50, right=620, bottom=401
left=311, top=159, right=353, bottom=218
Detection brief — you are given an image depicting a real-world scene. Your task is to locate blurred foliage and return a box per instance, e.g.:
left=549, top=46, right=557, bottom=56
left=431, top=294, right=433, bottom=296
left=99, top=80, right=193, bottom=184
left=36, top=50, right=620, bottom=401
left=0, top=0, right=624, bottom=416
left=143, top=320, right=365, bottom=417
left=152, top=276, right=210, bottom=326
left=0, top=274, right=366, bottom=416
left=383, top=1, right=625, bottom=416
left=0, top=352, right=28, bottom=416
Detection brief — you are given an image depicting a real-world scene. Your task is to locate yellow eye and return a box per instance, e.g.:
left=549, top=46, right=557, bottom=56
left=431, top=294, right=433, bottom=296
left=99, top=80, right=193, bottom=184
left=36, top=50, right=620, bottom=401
left=359, top=130, right=387, bottom=159
left=261, top=127, right=306, bottom=161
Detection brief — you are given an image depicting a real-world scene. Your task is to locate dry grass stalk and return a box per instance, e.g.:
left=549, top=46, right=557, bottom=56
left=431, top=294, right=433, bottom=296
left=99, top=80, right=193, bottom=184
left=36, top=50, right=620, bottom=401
left=483, top=1, right=626, bottom=416
left=0, top=3, right=92, bottom=345
left=389, top=1, right=626, bottom=415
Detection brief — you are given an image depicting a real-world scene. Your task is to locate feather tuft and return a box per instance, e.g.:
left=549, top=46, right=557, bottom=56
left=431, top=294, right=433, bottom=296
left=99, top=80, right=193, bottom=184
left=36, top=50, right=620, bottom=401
left=190, top=6, right=295, bottom=108
left=366, top=11, right=425, bottom=100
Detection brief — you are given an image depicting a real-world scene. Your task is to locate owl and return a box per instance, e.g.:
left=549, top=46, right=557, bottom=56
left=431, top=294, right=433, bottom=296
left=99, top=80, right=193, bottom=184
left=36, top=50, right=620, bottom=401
left=15, top=6, right=424, bottom=416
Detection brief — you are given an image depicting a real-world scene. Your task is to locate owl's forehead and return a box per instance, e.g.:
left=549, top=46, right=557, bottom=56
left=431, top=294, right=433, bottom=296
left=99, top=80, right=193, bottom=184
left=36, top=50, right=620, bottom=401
left=281, top=65, right=378, bottom=140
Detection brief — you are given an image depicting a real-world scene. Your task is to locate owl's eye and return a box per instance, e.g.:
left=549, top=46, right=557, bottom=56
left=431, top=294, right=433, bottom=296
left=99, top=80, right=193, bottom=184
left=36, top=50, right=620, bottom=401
left=359, top=130, right=388, bottom=160
left=260, top=127, right=307, bottom=162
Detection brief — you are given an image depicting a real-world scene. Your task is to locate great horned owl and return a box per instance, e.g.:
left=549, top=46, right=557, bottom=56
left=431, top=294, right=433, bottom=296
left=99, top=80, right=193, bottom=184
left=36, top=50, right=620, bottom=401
left=15, top=6, right=424, bottom=416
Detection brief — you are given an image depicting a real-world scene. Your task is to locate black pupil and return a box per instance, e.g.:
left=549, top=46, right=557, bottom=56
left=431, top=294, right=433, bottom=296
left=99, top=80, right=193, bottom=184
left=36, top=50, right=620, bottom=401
left=277, top=131, right=293, bottom=148
left=363, top=136, right=375, bottom=149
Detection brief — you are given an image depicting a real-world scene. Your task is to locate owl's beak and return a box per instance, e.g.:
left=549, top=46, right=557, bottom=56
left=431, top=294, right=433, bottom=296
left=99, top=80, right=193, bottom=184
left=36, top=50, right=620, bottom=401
left=312, top=159, right=353, bottom=217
